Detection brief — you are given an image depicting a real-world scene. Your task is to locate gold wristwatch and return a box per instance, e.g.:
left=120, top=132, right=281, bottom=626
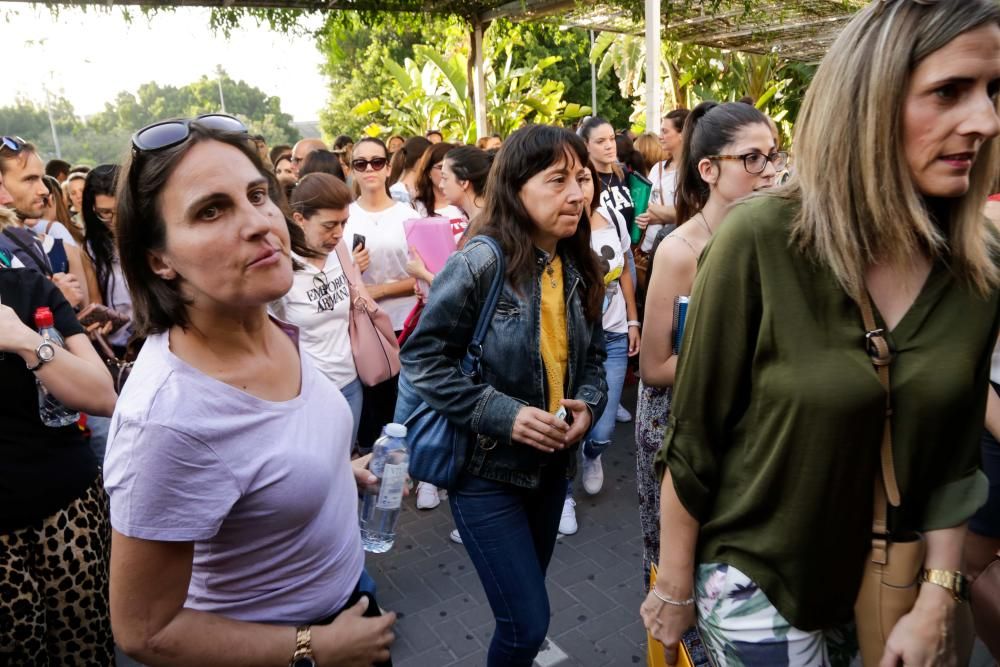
left=289, top=626, right=316, bottom=667
left=920, top=569, right=970, bottom=602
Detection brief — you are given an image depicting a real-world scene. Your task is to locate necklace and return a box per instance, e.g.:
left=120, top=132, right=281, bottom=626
left=697, top=212, right=714, bottom=237
left=544, top=257, right=558, bottom=289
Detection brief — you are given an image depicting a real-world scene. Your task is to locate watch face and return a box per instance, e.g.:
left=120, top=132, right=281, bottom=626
left=38, top=342, right=56, bottom=362
left=291, top=658, right=316, bottom=667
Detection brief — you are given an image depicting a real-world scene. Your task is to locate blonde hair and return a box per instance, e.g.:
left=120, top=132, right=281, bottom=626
left=775, top=0, right=1000, bottom=301
left=634, top=133, right=664, bottom=173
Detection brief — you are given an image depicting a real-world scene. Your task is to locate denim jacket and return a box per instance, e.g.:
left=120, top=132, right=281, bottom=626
left=399, top=237, right=608, bottom=489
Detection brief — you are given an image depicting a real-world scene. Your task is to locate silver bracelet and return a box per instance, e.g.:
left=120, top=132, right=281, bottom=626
left=627, top=320, right=641, bottom=328
left=651, top=587, right=695, bottom=607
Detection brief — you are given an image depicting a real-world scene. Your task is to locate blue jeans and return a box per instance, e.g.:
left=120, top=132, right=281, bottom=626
left=582, top=330, right=629, bottom=460
left=340, top=377, right=364, bottom=447
left=450, top=467, right=569, bottom=667
left=87, top=415, right=111, bottom=463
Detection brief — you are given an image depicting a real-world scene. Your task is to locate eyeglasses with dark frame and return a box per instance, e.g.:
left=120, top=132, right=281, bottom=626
left=708, top=151, right=789, bottom=175
left=94, top=206, right=116, bottom=223
left=131, top=114, right=248, bottom=153
left=351, top=157, right=388, bottom=172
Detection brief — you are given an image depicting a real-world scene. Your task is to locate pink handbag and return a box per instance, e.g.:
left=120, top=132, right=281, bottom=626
left=335, top=243, right=400, bottom=386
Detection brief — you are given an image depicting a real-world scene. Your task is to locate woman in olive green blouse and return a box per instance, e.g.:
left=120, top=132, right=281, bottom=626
left=640, top=2, right=1000, bottom=666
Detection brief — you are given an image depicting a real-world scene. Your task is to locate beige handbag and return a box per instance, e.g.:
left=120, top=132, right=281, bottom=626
left=335, top=243, right=400, bottom=387
left=853, top=293, right=926, bottom=666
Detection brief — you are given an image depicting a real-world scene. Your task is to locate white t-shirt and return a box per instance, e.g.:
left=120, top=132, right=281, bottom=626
left=345, top=201, right=419, bottom=330
left=389, top=182, right=412, bottom=205
left=271, top=252, right=357, bottom=389
left=643, top=162, right=679, bottom=253
left=591, top=207, right=630, bottom=334
left=27, top=219, right=78, bottom=247
left=104, top=321, right=363, bottom=624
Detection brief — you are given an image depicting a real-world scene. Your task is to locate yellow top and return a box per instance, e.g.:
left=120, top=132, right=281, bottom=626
left=539, top=255, right=568, bottom=413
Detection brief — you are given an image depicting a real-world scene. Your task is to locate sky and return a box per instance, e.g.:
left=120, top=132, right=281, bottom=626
left=1, top=5, right=329, bottom=122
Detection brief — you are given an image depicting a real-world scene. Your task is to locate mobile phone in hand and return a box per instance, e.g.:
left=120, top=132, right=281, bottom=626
left=353, top=234, right=366, bottom=251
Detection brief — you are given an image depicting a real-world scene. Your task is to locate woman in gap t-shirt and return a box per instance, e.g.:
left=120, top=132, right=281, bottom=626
left=273, top=173, right=371, bottom=445
left=344, top=136, right=418, bottom=451
left=580, top=117, right=636, bottom=239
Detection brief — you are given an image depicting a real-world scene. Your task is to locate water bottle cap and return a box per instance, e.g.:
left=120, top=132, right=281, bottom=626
left=384, top=423, right=407, bottom=438
left=34, top=307, right=54, bottom=329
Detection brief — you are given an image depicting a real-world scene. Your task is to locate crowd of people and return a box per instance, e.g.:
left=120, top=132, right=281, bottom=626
left=2, top=0, right=1000, bottom=665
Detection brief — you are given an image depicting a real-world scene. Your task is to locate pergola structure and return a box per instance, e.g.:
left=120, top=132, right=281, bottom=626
left=15, top=0, right=865, bottom=134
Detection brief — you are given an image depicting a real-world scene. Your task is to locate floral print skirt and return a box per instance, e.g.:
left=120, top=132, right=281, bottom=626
left=695, top=563, right=857, bottom=667
left=635, top=381, right=672, bottom=585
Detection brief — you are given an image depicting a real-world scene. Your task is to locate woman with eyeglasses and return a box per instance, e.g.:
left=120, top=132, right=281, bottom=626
left=345, top=137, right=418, bottom=452
left=635, top=100, right=781, bottom=584
left=105, top=116, right=396, bottom=667
left=642, top=2, right=1000, bottom=664
left=272, top=173, right=368, bottom=445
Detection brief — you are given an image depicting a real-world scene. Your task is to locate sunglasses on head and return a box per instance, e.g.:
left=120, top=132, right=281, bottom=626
left=1, top=136, right=26, bottom=154
left=351, top=157, right=388, bottom=172
left=131, top=114, right=248, bottom=153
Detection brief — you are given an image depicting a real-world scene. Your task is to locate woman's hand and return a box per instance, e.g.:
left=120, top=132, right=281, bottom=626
left=879, top=586, right=957, bottom=667
left=0, top=304, right=39, bottom=354
left=640, top=588, right=697, bottom=665
left=352, top=453, right=378, bottom=493
left=406, top=247, right=434, bottom=284
left=353, top=246, right=371, bottom=274
left=313, top=597, right=396, bottom=667
left=635, top=212, right=651, bottom=230
left=627, top=326, right=640, bottom=357
left=51, top=272, right=84, bottom=310
left=560, top=398, right=592, bottom=445
left=511, top=406, right=569, bottom=453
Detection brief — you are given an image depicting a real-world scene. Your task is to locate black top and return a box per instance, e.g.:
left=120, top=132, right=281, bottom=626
left=598, top=170, right=636, bottom=236
left=0, top=269, right=96, bottom=533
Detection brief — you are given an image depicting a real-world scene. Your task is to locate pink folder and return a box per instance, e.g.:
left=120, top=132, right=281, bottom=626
left=403, top=217, right=458, bottom=273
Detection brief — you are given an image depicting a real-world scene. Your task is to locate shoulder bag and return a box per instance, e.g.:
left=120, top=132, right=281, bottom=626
left=397, top=236, right=505, bottom=490
left=971, top=548, right=1000, bottom=660
left=335, top=242, right=400, bottom=387
left=853, top=292, right=926, bottom=665
left=853, top=293, right=973, bottom=665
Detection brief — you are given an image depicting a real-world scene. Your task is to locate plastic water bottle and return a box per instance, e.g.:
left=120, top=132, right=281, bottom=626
left=359, top=423, right=409, bottom=553
left=34, top=307, right=79, bottom=428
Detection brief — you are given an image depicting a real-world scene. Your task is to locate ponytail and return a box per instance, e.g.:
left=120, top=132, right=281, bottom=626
left=674, top=101, right=770, bottom=224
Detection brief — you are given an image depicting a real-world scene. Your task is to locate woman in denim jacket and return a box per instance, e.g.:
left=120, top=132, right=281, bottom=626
left=399, top=124, right=608, bottom=666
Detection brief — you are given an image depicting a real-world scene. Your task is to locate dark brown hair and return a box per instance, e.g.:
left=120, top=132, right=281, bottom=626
left=290, top=172, right=353, bottom=218
left=444, top=145, right=493, bottom=198
left=414, top=142, right=454, bottom=214
left=116, top=122, right=319, bottom=336
left=42, top=174, right=84, bottom=245
left=389, top=136, right=431, bottom=185
left=675, top=101, right=770, bottom=224
left=299, top=149, right=346, bottom=181
left=471, top=124, right=603, bottom=322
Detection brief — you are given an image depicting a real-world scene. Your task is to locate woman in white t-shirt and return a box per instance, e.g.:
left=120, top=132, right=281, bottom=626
left=558, top=160, right=641, bottom=536
left=638, top=108, right=689, bottom=253
left=273, top=173, right=369, bottom=445
left=411, top=141, right=465, bottom=221
left=344, top=137, right=419, bottom=451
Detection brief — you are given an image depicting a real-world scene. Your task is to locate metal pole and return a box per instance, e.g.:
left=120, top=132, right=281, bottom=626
left=217, top=72, right=227, bottom=113
left=44, top=86, right=61, bottom=159
left=589, top=30, right=598, bottom=116
left=473, top=21, right=488, bottom=139
left=644, top=0, right=661, bottom=132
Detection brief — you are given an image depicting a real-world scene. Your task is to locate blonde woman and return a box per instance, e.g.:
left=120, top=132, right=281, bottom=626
left=642, top=1, right=1000, bottom=665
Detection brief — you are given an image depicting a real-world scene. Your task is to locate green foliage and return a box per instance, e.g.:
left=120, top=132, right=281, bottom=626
left=0, top=69, right=300, bottom=166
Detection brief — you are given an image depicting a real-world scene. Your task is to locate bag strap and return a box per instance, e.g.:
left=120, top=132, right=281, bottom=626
left=461, top=235, right=505, bottom=376
left=3, top=228, right=52, bottom=276
left=858, top=290, right=901, bottom=563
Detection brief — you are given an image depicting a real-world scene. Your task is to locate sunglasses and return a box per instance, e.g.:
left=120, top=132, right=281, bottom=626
left=1, top=136, right=26, bottom=154
left=131, top=114, right=247, bottom=153
left=351, top=157, right=388, bottom=172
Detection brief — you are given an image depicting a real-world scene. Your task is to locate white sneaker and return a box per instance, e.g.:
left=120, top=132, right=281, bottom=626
left=615, top=404, right=632, bottom=423
left=416, top=482, right=441, bottom=510
left=558, top=497, right=578, bottom=536
left=449, top=529, right=463, bottom=544
left=582, top=455, right=604, bottom=495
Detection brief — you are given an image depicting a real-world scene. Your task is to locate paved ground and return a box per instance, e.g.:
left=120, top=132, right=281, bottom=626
left=367, top=384, right=649, bottom=667
left=118, top=381, right=996, bottom=666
